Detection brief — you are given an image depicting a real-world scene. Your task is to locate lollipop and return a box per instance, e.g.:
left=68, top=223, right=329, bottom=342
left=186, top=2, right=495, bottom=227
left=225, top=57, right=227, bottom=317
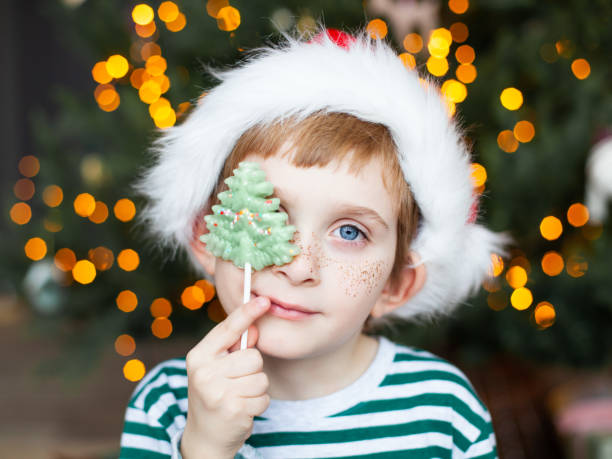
left=200, top=161, right=300, bottom=349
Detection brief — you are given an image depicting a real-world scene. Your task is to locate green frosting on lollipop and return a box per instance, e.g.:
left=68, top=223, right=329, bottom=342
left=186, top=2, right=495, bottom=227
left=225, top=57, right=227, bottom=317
left=200, top=161, right=300, bottom=271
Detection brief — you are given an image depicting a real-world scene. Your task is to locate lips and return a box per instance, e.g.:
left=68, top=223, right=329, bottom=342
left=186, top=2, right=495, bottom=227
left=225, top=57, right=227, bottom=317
left=252, top=292, right=316, bottom=314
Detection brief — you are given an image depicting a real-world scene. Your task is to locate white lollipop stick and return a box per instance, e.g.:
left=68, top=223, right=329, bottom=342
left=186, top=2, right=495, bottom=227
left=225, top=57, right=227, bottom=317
left=240, top=262, right=252, bottom=350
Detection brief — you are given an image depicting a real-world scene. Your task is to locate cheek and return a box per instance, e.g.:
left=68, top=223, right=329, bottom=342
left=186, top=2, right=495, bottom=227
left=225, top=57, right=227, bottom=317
left=336, top=259, right=391, bottom=299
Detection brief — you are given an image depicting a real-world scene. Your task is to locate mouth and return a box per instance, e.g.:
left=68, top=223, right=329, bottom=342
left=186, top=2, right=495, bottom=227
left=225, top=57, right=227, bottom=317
left=251, top=291, right=317, bottom=315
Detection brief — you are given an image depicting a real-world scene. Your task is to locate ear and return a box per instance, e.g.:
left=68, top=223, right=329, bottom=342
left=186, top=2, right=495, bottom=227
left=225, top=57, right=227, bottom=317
left=189, top=204, right=216, bottom=276
left=370, top=251, right=427, bottom=318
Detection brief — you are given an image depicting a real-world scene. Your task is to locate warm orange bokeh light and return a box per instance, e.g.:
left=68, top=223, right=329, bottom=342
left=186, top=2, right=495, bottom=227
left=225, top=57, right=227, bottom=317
left=141, top=42, right=161, bottom=61
left=132, top=4, right=154, bottom=25
left=506, top=265, right=527, bottom=289
left=470, top=163, right=487, bottom=187
left=511, top=287, right=533, bottom=310
left=217, top=6, right=240, bottom=32
left=14, top=178, right=35, bottom=201
left=449, top=22, right=468, bottom=43
left=367, top=19, right=387, bottom=39
left=116, top=290, right=138, bottom=312
left=43, top=185, right=64, bottom=207
left=426, top=56, right=449, bottom=76
left=195, top=279, right=216, bottom=302
left=540, top=216, right=563, bottom=241
left=151, top=298, right=172, bottom=317
left=571, top=59, right=591, bottom=80
left=89, top=246, right=114, bottom=271
left=497, top=130, right=519, bottom=153
left=114, top=199, right=136, bottom=222
left=158, top=1, right=179, bottom=22
left=403, top=33, right=423, bottom=53
left=442, top=79, right=467, bottom=103
left=106, top=55, right=129, bottom=79
left=534, top=301, right=556, bottom=328
left=567, top=203, right=589, bottom=227
left=566, top=255, right=587, bottom=278
left=149, top=97, right=170, bottom=118
left=455, top=44, right=475, bottom=64
left=181, top=286, right=205, bottom=310
left=448, top=0, right=469, bottom=14
left=456, top=63, right=477, bottom=84
left=18, top=155, right=40, bottom=178
left=92, top=61, right=112, bottom=84
left=115, top=334, right=136, bottom=356
left=146, top=55, right=167, bottom=76
left=10, top=202, right=32, bottom=225
left=166, top=12, right=186, bottom=32
left=54, top=248, right=77, bottom=272
left=139, top=80, right=162, bottom=104
left=74, top=193, right=96, bottom=217
left=428, top=28, right=452, bottom=58
left=514, top=120, right=535, bottom=143
left=89, top=201, right=109, bottom=224
left=153, top=107, right=177, bottom=128
left=500, top=87, right=523, bottom=111
left=117, top=249, right=140, bottom=272
left=541, top=251, right=564, bottom=276
left=72, top=260, right=97, bottom=284
left=25, top=237, right=47, bottom=261
left=152, top=317, right=173, bottom=338
left=206, top=0, right=229, bottom=17
left=123, top=359, right=146, bottom=382
left=130, top=68, right=146, bottom=89
left=135, top=21, right=157, bottom=38
left=399, top=53, right=416, bottom=70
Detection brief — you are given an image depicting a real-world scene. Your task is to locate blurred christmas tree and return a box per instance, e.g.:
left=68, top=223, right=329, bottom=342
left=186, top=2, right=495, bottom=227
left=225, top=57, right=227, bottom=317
left=3, top=0, right=612, bottom=384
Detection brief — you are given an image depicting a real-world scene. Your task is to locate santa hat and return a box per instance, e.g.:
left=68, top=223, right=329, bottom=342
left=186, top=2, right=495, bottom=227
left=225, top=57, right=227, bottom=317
left=134, top=26, right=512, bottom=321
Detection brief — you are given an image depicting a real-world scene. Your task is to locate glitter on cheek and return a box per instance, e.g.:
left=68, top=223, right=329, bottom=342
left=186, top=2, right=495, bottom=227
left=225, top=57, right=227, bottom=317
left=337, top=259, right=390, bottom=298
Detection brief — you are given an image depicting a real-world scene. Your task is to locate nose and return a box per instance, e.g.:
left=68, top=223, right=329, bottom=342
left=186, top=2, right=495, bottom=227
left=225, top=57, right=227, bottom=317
left=272, top=230, right=321, bottom=286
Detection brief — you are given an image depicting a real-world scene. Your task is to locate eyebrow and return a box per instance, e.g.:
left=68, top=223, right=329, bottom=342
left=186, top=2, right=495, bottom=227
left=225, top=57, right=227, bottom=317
left=273, top=187, right=390, bottom=231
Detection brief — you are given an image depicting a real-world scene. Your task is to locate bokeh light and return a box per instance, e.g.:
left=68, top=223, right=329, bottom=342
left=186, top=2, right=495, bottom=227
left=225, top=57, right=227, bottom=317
left=25, top=237, right=47, bottom=260
left=513, top=120, right=535, bottom=143
left=506, top=265, right=527, bottom=289
left=139, top=80, right=161, bottom=104
left=132, top=4, right=154, bottom=25
left=18, top=156, right=40, bottom=177
left=153, top=106, right=177, bottom=128
left=510, top=287, right=533, bottom=310
left=367, top=19, right=387, bottom=39
left=206, top=0, right=229, bottom=17
left=14, top=178, right=35, bottom=201
left=152, top=317, right=173, bottom=338
left=497, top=130, right=519, bottom=153
left=456, top=63, right=477, bottom=84
left=449, top=22, right=468, bottom=43
left=151, top=298, right=172, bottom=317
left=428, top=28, right=452, bottom=58
left=135, top=21, right=157, bottom=38
left=54, top=248, right=77, bottom=272
left=487, top=291, right=508, bottom=311
left=540, top=216, right=563, bottom=240
left=10, top=202, right=32, bottom=225
left=165, top=12, right=186, bottom=32
left=567, top=203, right=589, bottom=227
left=403, top=33, right=423, bottom=53
left=541, top=251, right=564, bottom=276
left=74, top=193, right=96, bottom=217
left=534, top=301, right=556, bottom=328
left=116, top=290, right=138, bottom=312
left=43, top=185, right=63, bottom=207
left=158, top=1, right=179, bottom=22
left=399, top=53, right=416, bottom=70
left=448, top=0, right=469, bottom=14
left=181, top=286, right=205, bottom=310
left=92, top=61, right=112, bottom=84
left=426, top=56, right=449, bottom=76
left=72, top=260, right=97, bottom=284
left=500, top=87, right=523, bottom=111
left=442, top=79, right=467, bottom=103
left=114, top=199, right=136, bottom=222
left=89, top=246, right=114, bottom=271
left=89, top=201, right=109, bottom=224
left=123, top=359, right=145, bottom=382
left=195, top=279, right=216, bottom=302
left=141, top=42, right=161, bottom=61
left=571, top=58, right=591, bottom=80
left=115, top=334, right=136, bottom=356
left=566, top=255, right=587, bottom=278
left=117, top=249, right=140, bottom=271
left=106, top=55, right=129, bottom=79
left=145, top=55, right=167, bottom=76
left=455, top=44, right=475, bottom=64
left=217, top=6, right=240, bottom=32
left=489, top=253, right=504, bottom=277
left=470, top=163, right=487, bottom=187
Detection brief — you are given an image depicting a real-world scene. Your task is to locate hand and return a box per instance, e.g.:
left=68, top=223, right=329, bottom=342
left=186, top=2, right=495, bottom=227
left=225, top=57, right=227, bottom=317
left=181, top=296, right=271, bottom=459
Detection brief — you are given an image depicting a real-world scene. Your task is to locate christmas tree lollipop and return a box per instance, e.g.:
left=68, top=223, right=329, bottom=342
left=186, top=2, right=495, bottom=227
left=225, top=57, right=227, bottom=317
left=200, top=161, right=300, bottom=349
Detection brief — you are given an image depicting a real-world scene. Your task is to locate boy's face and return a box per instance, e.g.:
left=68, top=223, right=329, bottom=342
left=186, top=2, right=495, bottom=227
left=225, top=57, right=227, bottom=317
left=210, top=148, right=398, bottom=359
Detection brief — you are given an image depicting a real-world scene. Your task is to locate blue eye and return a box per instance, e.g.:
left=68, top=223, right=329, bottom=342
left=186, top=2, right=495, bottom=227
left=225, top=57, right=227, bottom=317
left=339, top=225, right=359, bottom=240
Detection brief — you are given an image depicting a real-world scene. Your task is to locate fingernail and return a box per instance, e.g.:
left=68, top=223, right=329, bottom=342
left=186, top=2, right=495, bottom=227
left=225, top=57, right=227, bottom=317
left=255, top=297, right=268, bottom=308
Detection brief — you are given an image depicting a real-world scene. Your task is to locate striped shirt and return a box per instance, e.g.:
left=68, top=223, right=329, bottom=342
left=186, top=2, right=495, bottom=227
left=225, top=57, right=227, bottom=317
left=120, top=335, right=497, bottom=458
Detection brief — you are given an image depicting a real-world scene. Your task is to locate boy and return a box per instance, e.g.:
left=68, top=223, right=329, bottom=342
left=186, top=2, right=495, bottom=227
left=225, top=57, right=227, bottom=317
left=120, top=27, right=510, bottom=458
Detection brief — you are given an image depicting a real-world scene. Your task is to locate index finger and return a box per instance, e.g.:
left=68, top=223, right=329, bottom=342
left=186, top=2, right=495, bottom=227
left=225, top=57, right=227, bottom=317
left=200, top=296, right=270, bottom=358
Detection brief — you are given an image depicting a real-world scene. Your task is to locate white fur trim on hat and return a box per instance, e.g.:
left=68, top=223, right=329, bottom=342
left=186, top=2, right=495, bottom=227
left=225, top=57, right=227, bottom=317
left=134, top=26, right=512, bottom=321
